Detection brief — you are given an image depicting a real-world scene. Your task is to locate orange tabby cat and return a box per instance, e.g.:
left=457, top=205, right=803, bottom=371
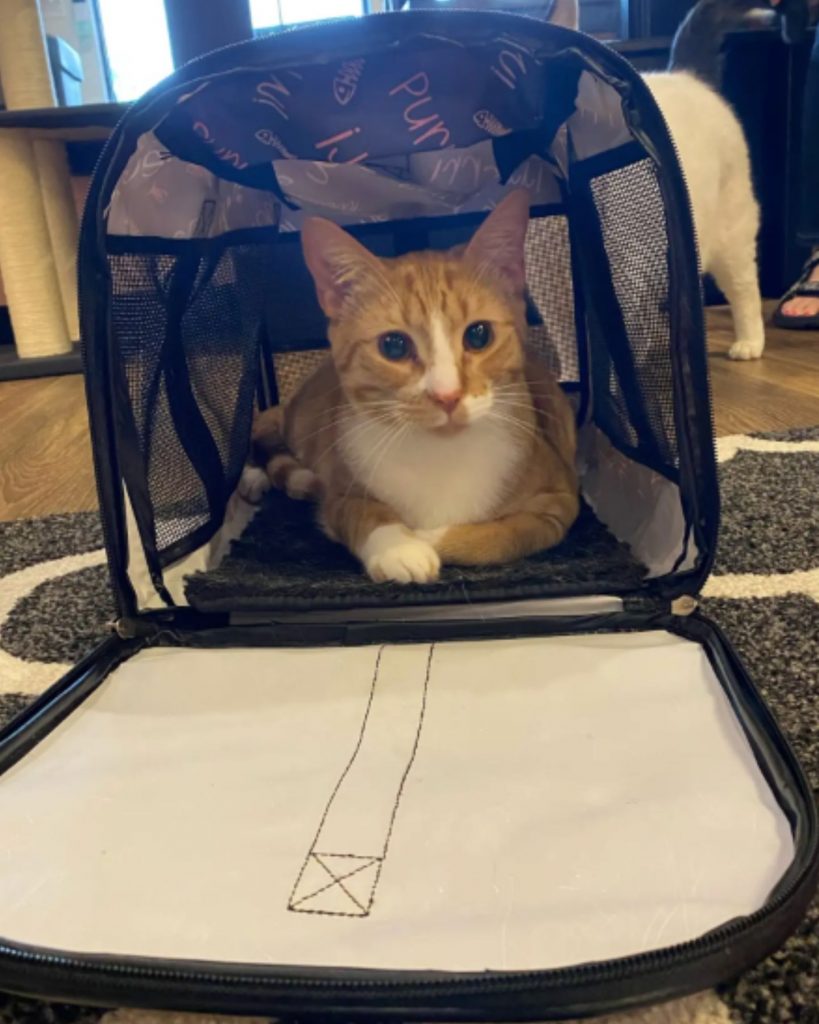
left=245, top=190, right=579, bottom=584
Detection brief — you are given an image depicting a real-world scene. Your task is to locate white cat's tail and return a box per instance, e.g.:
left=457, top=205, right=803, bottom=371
left=668, top=0, right=770, bottom=89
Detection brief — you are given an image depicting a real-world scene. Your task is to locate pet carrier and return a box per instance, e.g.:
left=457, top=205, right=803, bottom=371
left=0, top=10, right=816, bottom=1021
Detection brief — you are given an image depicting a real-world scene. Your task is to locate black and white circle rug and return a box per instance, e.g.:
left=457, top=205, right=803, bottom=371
left=0, top=428, right=817, bottom=1024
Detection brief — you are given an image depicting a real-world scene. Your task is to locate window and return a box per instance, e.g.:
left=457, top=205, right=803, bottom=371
left=96, top=0, right=364, bottom=102
left=96, top=0, right=174, bottom=102
left=251, top=0, right=363, bottom=31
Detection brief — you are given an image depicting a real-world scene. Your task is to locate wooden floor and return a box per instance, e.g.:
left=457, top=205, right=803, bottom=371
left=0, top=302, right=817, bottom=522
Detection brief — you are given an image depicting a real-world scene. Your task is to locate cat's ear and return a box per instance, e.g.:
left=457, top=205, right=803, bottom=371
left=464, top=189, right=531, bottom=295
left=301, top=217, right=379, bottom=318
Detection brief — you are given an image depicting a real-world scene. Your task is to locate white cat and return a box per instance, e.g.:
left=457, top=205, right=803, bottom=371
left=645, top=72, right=765, bottom=360
left=559, top=0, right=766, bottom=360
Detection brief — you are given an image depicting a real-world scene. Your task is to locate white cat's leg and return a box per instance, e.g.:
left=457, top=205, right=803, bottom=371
left=710, top=247, right=766, bottom=360
left=359, top=525, right=441, bottom=584
left=707, top=179, right=766, bottom=360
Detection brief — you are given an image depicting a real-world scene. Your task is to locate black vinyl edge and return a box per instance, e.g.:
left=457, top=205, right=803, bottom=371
left=78, top=11, right=716, bottom=617
left=0, top=635, right=144, bottom=774
left=0, top=614, right=815, bottom=1021
left=186, top=574, right=649, bottom=617
left=79, top=186, right=138, bottom=617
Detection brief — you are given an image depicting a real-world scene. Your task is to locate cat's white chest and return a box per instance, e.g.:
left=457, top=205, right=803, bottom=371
left=340, top=415, right=522, bottom=529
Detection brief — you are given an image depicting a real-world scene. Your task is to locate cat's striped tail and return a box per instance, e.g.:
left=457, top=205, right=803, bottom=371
left=668, top=0, right=769, bottom=90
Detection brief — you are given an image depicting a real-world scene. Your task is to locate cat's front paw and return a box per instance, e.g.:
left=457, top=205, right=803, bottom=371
left=728, top=338, right=764, bottom=361
left=238, top=465, right=270, bottom=504
left=361, top=525, right=441, bottom=584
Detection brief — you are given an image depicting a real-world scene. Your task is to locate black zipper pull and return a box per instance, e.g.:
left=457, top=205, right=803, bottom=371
left=110, top=617, right=165, bottom=640
left=671, top=595, right=698, bottom=616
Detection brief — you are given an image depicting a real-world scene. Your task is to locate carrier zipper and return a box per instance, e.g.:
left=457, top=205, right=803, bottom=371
left=656, top=120, right=722, bottom=486
left=0, top=857, right=813, bottom=1002
left=110, top=616, right=162, bottom=640
left=77, top=122, right=142, bottom=618
left=617, top=73, right=721, bottom=590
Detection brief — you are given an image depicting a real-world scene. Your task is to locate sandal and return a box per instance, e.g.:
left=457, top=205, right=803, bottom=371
left=772, top=253, right=819, bottom=330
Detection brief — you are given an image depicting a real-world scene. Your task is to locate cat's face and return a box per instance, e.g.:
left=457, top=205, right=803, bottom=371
left=301, top=191, right=531, bottom=433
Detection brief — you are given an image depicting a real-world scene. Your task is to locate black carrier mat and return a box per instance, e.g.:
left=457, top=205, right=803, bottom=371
left=186, top=495, right=645, bottom=613
left=0, top=10, right=816, bottom=1022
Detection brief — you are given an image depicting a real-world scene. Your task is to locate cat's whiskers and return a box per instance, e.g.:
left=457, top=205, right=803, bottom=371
left=293, top=398, right=397, bottom=448
left=360, top=418, right=411, bottom=496
left=489, top=401, right=536, bottom=424
left=292, top=409, right=352, bottom=446
left=492, top=384, right=535, bottom=400
left=493, top=400, right=537, bottom=416
left=312, top=408, right=398, bottom=467
left=338, top=417, right=410, bottom=503
left=487, top=409, right=540, bottom=445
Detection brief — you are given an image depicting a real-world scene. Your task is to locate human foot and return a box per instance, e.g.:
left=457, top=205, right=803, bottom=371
left=779, top=253, right=819, bottom=319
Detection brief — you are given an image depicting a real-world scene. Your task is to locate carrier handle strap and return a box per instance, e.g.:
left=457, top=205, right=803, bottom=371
left=569, top=170, right=667, bottom=471
left=161, top=250, right=230, bottom=531
left=257, top=319, right=279, bottom=410
left=111, top=360, right=176, bottom=607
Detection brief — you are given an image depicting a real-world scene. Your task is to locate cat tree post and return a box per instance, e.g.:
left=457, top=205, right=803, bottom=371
left=0, top=0, right=79, bottom=358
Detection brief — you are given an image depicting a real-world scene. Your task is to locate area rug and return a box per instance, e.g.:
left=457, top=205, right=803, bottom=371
left=0, top=428, right=817, bottom=1024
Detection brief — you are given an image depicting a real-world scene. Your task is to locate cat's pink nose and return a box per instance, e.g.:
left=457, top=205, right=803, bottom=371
left=429, top=389, right=462, bottom=416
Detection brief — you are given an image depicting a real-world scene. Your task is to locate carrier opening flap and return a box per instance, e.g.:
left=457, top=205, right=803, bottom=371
left=104, top=23, right=631, bottom=238
left=151, top=35, right=584, bottom=195
left=0, top=631, right=795, bottom=972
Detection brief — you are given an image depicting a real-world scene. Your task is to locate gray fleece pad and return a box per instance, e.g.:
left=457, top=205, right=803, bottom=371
left=184, top=493, right=647, bottom=613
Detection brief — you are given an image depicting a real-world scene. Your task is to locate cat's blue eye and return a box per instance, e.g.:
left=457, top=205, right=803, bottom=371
left=463, top=321, right=493, bottom=351
left=378, top=332, right=412, bottom=361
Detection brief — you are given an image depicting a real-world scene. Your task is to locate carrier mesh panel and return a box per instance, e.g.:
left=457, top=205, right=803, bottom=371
left=590, top=159, right=678, bottom=469
left=150, top=377, right=210, bottom=543
left=272, top=349, right=328, bottom=404
left=524, top=215, right=578, bottom=382
left=110, top=244, right=272, bottom=560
